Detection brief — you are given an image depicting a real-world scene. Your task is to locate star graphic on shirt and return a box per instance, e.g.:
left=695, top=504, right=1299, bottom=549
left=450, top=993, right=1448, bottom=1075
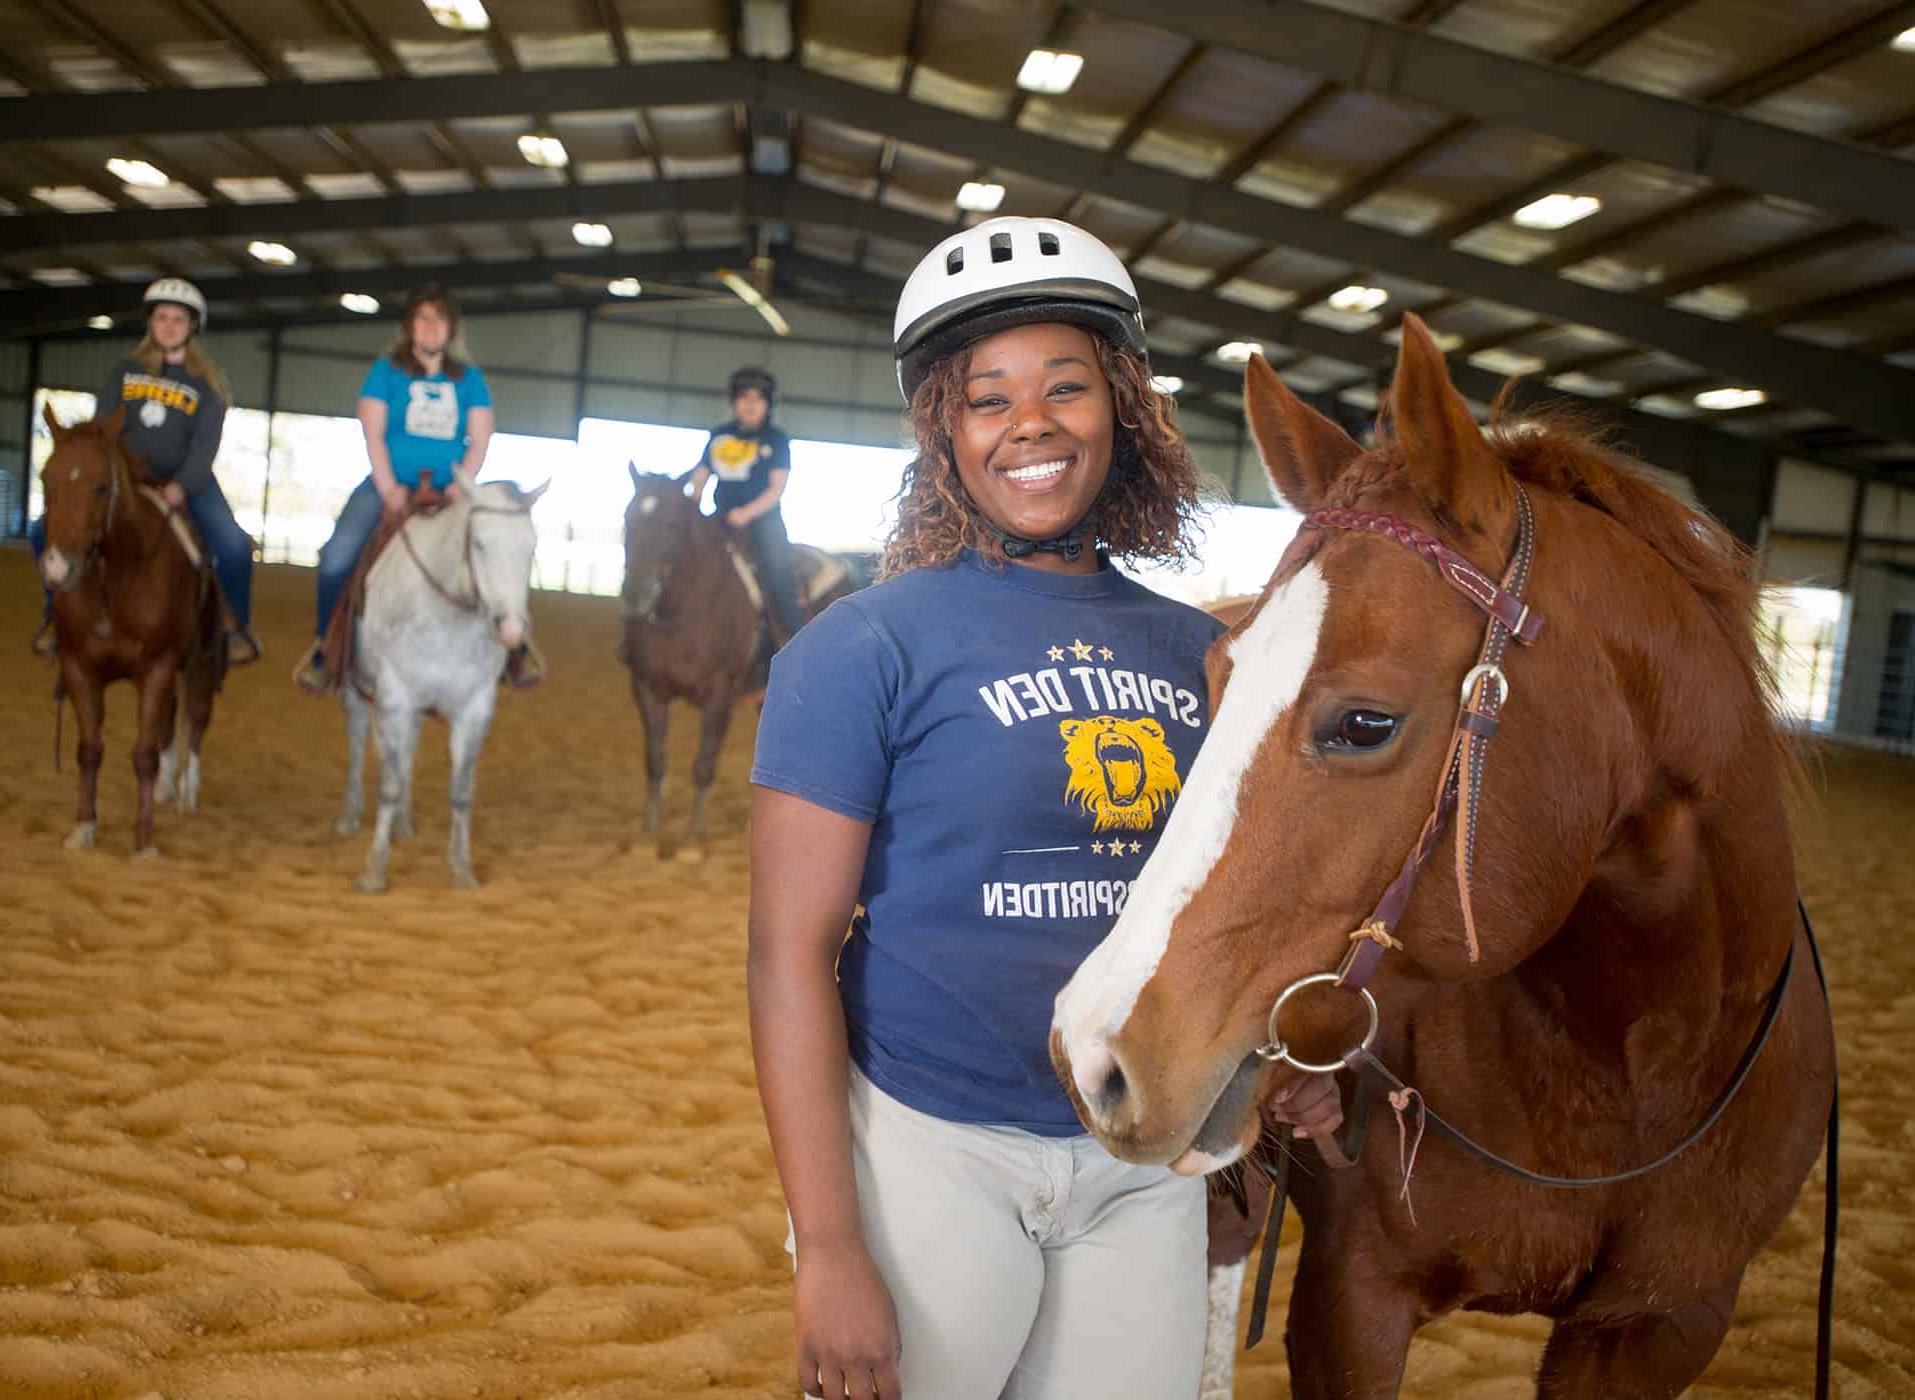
left=1129, top=840, right=1143, bottom=854
left=1047, top=645, right=1066, bottom=662
left=1099, top=646, right=1115, bottom=660
left=1090, top=840, right=1105, bottom=855
left=1069, top=638, right=1095, bottom=661
left=1108, top=842, right=1127, bottom=860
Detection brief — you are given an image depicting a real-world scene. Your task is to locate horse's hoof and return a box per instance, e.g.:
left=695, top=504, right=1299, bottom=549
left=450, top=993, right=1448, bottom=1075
left=675, top=844, right=707, bottom=866
left=63, top=823, right=96, bottom=851
left=333, top=815, right=361, bottom=837
left=393, top=815, right=415, bottom=841
left=133, top=846, right=161, bottom=861
left=355, top=872, right=388, bottom=895
left=450, top=868, right=478, bottom=890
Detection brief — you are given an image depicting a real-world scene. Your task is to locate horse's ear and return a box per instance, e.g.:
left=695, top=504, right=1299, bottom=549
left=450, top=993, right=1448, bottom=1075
left=1244, top=352, right=1361, bottom=512
left=453, top=464, right=479, bottom=498
left=99, top=405, right=124, bottom=438
left=42, top=401, right=66, bottom=440
left=1388, top=314, right=1511, bottom=534
left=627, top=462, right=641, bottom=491
left=522, top=477, right=550, bottom=507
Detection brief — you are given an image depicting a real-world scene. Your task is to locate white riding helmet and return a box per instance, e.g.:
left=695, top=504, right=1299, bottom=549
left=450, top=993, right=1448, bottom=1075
left=892, top=216, right=1146, bottom=401
left=143, top=276, right=208, bottom=327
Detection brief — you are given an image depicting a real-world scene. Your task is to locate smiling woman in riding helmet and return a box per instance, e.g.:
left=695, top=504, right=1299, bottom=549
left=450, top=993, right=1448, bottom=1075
left=744, top=216, right=1345, bottom=1400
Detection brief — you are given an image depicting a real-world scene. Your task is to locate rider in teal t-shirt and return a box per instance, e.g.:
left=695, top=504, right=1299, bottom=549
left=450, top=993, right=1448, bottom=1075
left=294, top=284, right=518, bottom=693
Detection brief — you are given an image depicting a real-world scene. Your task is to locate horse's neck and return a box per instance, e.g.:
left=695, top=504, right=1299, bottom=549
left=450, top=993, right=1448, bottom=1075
left=102, top=461, right=165, bottom=563
left=670, top=517, right=743, bottom=607
left=373, top=504, right=473, bottom=615
left=1499, top=499, right=1797, bottom=1070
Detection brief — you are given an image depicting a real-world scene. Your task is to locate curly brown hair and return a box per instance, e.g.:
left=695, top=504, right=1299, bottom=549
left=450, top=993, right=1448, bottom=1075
left=880, top=336, right=1216, bottom=577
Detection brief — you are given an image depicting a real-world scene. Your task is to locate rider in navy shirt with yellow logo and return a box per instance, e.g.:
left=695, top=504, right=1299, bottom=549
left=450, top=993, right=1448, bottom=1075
left=688, top=366, right=804, bottom=644
left=745, top=217, right=1332, bottom=1400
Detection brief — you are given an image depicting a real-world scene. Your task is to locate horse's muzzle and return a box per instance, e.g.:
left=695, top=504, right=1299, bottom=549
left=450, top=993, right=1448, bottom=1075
left=496, top=615, right=528, bottom=650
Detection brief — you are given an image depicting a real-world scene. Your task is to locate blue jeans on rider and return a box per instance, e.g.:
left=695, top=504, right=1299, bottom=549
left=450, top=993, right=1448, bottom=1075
left=28, top=482, right=254, bottom=629
left=313, top=476, right=386, bottom=642
left=746, top=508, right=805, bottom=642
left=184, top=479, right=256, bottom=629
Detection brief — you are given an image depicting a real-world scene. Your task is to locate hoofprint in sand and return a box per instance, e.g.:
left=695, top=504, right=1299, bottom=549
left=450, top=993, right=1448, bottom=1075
left=1, top=554, right=1910, bottom=1397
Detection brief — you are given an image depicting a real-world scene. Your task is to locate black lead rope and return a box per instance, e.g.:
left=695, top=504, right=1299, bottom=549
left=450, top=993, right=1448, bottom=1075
left=1240, top=898, right=1839, bottom=1400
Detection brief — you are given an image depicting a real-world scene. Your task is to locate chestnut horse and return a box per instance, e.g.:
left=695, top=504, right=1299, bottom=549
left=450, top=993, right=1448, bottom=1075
left=37, top=405, right=222, bottom=855
left=1054, top=317, right=1835, bottom=1397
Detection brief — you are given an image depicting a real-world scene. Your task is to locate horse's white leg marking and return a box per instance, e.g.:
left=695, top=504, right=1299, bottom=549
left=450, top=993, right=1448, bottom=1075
left=157, top=743, right=179, bottom=803
left=1198, top=1260, right=1246, bottom=1400
left=64, top=821, right=97, bottom=851
left=336, top=686, right=371, bottom=836
left=445, top=686, right=497, bottom=890
left=357, top=699, right=421, bottom=895
left=1054, top=563, right=1329, bottom=1082
left=179, top=750, right=201, bottom=813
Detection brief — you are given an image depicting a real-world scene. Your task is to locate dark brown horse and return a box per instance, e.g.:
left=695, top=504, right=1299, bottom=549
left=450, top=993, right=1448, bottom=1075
left=38, top=405, right=222, bottom=855
left=1054, top=317, right=1835, bottom=1397
left=618, top=466, right=854, bottom=860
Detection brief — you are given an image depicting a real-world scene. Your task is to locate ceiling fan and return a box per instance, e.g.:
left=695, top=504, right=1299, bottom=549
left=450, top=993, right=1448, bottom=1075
left=551, top=227, right=792, bottom=335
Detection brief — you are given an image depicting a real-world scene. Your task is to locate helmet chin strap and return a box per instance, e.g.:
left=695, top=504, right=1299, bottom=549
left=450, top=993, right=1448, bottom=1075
left=983, top=516, right=1096, bottom=561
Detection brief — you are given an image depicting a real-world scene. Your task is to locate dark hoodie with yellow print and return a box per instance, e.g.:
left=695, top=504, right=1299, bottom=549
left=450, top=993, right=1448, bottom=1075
left=698, top=418, right=793, bottom=515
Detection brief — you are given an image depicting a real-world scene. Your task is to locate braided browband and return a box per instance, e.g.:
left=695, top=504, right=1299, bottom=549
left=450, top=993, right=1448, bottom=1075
left=1298, top=507, right=1545, bottom=646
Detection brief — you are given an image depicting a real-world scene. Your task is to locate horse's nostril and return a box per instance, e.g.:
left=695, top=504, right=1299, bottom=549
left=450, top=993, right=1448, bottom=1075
left=1071, top=1038, right=1129, bottom=1121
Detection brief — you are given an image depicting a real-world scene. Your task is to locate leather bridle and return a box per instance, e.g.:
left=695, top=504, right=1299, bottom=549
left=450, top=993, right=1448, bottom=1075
left=397, top=497, right=533, bottom=622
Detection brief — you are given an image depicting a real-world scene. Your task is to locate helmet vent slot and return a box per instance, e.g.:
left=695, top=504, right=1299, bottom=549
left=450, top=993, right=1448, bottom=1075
left=1037, top=231, right=1060, bottom=256
left=989, top=231, right=1014, bottom=263
left=946, top=247, right=964, bottom=275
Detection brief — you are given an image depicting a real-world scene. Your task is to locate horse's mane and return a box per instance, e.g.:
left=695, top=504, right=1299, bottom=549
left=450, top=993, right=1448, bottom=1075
left=1482, top=404, right=1784, bottom=731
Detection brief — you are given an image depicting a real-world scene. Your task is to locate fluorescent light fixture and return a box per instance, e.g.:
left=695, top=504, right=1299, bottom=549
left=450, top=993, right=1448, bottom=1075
left=1148, top=375, right=1184, bottom=395
left=1694, top=386, right=1767, bottom=411
left=1893, top=25, right=1915, bottom=51
left=1326, top=284, right=1389, bottom=314
left=1216, top=341, right=1262, bottom=364
left=571, top=221, right=613, bottom=247
left=340, top=292, right=381, bottom=314
left=956, top=180, right=1006, bottom=213
left=1017, top=49, right=1084, bottom=95
left=88, top=315, right=114, bottom=330
left=424, top=0, right=490, bottom=30
left=1512, top=193, right=1603, bottom=230
left=518, top=133, right=569, bottom=168
left=247, top=240, right=297, bottom=265
left=105, top=157, right=169, bottom=188
left=607, top=277, right=642, bottom=297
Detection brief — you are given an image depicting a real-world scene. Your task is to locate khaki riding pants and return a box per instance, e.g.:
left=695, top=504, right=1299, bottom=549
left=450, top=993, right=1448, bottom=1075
left=792, top=1067, right=1208, bottom=1399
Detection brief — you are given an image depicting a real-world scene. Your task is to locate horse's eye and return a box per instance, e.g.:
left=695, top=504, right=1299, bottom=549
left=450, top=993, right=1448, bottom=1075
left=1327, top=709, right=1397, bottom=751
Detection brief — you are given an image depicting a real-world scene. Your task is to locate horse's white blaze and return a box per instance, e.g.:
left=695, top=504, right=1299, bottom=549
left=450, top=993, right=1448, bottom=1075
left=41, top=546, right=70, bottom=587
left=1054, top=562, right=1329, bottom=1057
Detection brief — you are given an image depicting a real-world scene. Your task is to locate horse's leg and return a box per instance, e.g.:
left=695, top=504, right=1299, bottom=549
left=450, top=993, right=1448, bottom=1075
left=631, top=678, right=669, bottom=844
left=131, top=660, right=178, bottom=857
left=63, top=660, right=106, bottom=851
left=336, top=686, right=371, bottom=835
left=444, top=686, right=498, bottom=890
left=1283, top=1224, right=1418, bottom=1400
left=179, top=658, right=213, bottom=814
left=155, top=680, right=181, bottom=804
left=1536, top=1270, right=1743, bottom=1400
left=678, top=691, right=734, bottom=864
left=357, top=700, right=421, bottom=895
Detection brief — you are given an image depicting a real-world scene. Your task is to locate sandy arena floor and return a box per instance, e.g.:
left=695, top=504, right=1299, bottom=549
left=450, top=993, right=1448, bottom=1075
left=1, top=552, right=1910, bottom=1398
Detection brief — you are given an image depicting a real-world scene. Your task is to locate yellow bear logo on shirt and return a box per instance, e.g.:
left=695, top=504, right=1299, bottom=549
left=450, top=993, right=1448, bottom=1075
left=1058, top=716, right=1182, bottom=833
left=709, top=434, right=764, bottom=480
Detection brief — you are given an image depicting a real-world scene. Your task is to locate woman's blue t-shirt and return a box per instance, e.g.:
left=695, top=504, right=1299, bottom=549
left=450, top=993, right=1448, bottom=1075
left=358, top=357, right=492, bottom=488
left=751, top=550, right=1227, bottom=1135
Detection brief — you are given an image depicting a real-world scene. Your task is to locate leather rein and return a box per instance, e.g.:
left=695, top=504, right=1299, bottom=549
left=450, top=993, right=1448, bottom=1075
left=1234, top=486, right=1837, bottom=1400
left=396, top=497, right=531, bottom=619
